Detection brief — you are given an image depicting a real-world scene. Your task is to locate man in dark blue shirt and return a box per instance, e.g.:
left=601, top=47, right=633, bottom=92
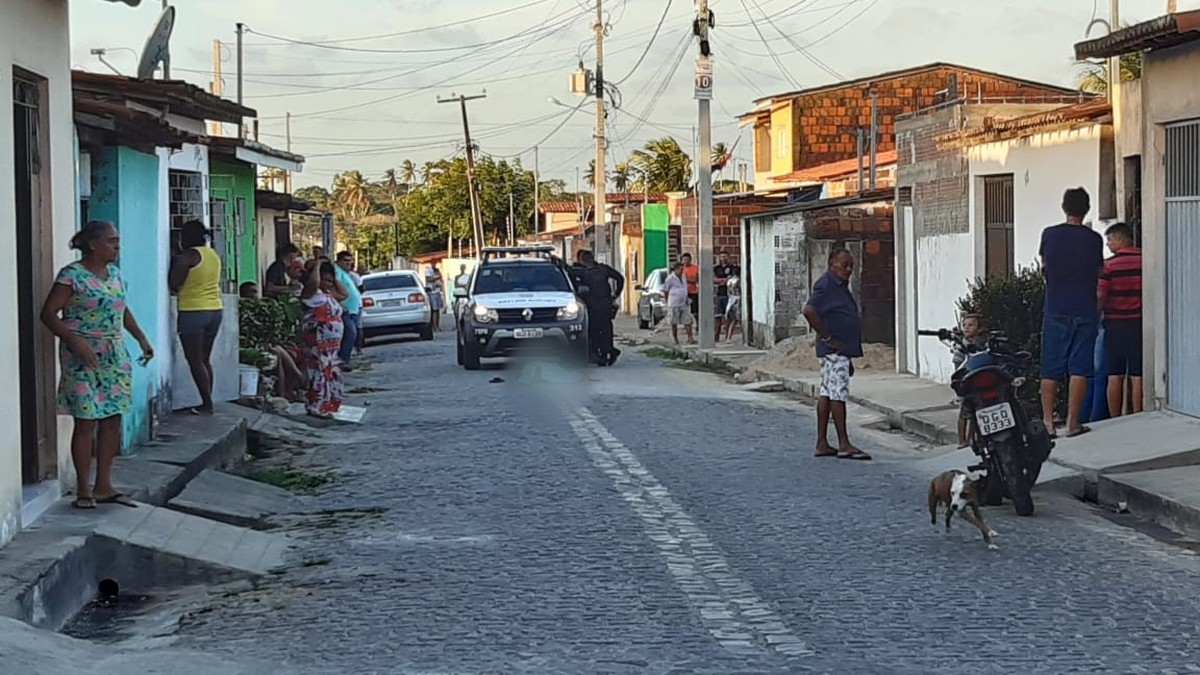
left=802, top=249, right=870, bottom=461
left=1038, top=187, right=1105, bottom=438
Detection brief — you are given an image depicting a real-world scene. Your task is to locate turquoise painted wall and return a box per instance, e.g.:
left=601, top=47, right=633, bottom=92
left=642, top=204, right=669, bottom=276
left=88, top=146, right=163, bottom=453
left=210, top=159, right=258, bottom=287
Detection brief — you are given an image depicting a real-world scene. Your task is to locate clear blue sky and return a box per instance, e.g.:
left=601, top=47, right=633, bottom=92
left=70, top=0, right=1188, bottom=189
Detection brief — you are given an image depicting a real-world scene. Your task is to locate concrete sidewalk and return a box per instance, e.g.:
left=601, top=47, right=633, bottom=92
left=617, top=317, right=1200, bottom=540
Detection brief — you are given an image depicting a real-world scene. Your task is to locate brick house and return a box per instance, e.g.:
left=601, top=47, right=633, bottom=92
left=737, top=62, right=1087, bottom=191
left=893, top=96, right=1111, bottom=383
left=740, top=191, right=894, bottom=348
left=667, top=192, right=790, bottom=264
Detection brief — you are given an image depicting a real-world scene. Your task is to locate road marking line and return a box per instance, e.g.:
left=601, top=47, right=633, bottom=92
left=565, top=406, right=812, bottom=657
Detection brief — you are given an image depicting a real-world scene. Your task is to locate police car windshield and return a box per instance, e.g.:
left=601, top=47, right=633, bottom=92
left=473, top=262, right=571, bottom=294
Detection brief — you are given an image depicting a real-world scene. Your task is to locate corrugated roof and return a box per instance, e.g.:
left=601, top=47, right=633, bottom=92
left=72, top=70, right=255, bottom=123
left=936, top=99, right=1112, bottom=149
left=538, top=202, right=580, bottom=214
left=770, top=150, right=898, bottom=184
left=1074, top=11, right=1200, bottom=59
left=741, top=188, right=895, bottom=220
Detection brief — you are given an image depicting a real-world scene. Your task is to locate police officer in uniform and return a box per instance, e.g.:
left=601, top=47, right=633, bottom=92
left=570, top=249, right=625, bottom=366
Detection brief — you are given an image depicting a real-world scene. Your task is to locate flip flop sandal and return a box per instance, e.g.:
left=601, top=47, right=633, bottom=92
left=837, top=450, right=873, bottom=461
left=1065, top=425, right=1092, bottom=438
left=96, top=493, right=138, bottom=508
left=73, top=497, right=96, bottom=509
left=814, top=449, right=839, bottom=457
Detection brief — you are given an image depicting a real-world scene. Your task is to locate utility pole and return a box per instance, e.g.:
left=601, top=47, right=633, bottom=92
left=592, top=0, right=608, bottom=265
left=533, top=145, right=541, bottom=234
left=695, top=0, right=716, bottom=349
left=508, top=191, right=516, bottom=245
left=1110, top=0, right=1121, bottom=104
left=869, top=88, right=878, bottom=190
left=209, top=40, right=223, bottom=137
left=438, top=93, right=487, bottom=256
left=236, top=22, right=245, bottom=137
left=284, top=112, right=292, bottom=193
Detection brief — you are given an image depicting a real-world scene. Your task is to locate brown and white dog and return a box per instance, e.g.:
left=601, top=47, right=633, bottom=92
left=928, top=470, right=999, bottom=550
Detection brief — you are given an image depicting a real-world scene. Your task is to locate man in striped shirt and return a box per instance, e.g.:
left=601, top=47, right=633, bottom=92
left=1097, top=222, right=1142, bottom=417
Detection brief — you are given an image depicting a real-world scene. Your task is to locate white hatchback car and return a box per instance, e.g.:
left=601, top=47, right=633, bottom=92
left=360, top=270, right=433, bottom=342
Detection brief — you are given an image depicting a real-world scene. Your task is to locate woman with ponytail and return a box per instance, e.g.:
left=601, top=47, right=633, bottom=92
left=40, top=220, right=153, bottom=509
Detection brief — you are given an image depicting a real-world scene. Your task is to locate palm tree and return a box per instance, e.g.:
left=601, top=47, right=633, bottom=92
left=421, top=161, right=438, bottom=185
left=331, top=170, right=371, bottom=222
left=399, top=160, right=417, bottom=190
left=382, top=168, right=400, bottom=200
left=711, top=142, right=730, bottom=177
left=583, top=159, right=607, bottom=190
left=259, top=167, right=288, bottom=191
left=630, top=137, right=692, bottom=192
left=612, top=162, right=634, bottom=194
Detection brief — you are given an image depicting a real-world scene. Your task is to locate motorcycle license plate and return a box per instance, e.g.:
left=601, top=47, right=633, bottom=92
left=976, top=402, right=1016, bottom=435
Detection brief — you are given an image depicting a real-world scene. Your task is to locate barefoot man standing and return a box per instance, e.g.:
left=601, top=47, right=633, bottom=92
left=802, top=249, right=871, bottom=461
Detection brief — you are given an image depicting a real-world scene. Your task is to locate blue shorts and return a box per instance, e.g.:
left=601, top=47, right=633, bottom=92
left=1041, top=313, right=1099, bottom=380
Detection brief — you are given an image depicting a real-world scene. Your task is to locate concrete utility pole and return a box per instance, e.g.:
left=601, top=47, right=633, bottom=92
left=593, top=0, right=608, bottom=265
left=1110, top=0, right=1121, bottom=103
left=209, top=40, right=223, bottom=137
left=236, top=23, right=245, bottom=136
left=438, top=93, right=487, bottom=256
left=533, top=145, right=541, bottom=234
left=285, top=112, right=292, bottom=193
left=695, top=0, right=716, bottom=349
left=869, top=88, right=878, bottom=190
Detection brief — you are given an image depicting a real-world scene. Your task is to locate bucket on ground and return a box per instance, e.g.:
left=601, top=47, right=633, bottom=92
left=238, top=365, right=260, bottom=397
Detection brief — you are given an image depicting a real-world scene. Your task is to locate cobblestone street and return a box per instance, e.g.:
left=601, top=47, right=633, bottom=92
left=178, top=333, right=1200, bottom=674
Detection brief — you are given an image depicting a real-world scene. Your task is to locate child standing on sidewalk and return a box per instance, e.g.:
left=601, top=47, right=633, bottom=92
left=664, top=262, right=694, bottom=345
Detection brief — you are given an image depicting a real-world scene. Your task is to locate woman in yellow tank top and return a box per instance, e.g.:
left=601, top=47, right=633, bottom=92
left=169, top=220, right=223, bottom=414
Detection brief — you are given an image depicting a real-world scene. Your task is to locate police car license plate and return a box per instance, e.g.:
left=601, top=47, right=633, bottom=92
left=513, top=328, right=543, bottom=339
left=975, top=402, right=1016, bottom=435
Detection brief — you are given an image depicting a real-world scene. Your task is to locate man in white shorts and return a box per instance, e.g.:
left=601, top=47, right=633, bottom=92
left=663, top=262, right=694, bottom=345
left=802, top=249, right=870, bottom=461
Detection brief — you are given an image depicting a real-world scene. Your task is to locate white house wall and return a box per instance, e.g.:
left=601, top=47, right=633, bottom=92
left=0, top=0, right=75, bottom=546
left=967, top=126, right=1107, bottom=271
left=913, top=233, right=975, bottom=383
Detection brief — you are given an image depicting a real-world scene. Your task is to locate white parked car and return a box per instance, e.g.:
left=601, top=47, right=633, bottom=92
left=360, top=270, right=433, bottom=342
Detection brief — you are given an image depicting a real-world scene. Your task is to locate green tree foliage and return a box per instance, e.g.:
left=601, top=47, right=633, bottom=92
left=294, top=156, right=553, bottom=262
left=629, top=137, right=692, bottom=192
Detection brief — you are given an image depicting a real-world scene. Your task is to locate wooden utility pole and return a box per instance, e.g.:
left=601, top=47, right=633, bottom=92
left=209, top=40, right=223, bottom=137
left=438, top=93, right=487, bottom=257
left=284, top=112, right=293, bottom=194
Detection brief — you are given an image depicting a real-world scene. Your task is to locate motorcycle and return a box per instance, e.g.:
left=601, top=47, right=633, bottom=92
left=918, top=327, right=1055, bottom=516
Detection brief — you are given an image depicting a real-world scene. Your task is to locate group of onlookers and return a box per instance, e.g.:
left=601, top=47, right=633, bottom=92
left=661, top=250, right=742, bottom=345
left=799, top=186, right=1143, bottom=462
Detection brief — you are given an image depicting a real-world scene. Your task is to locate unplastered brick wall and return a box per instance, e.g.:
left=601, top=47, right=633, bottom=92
left=791, top=65, right=1081, bottom=172
left=896, top=101, right=1071, bottom=237
left=672, top=194, right=786, bottom=262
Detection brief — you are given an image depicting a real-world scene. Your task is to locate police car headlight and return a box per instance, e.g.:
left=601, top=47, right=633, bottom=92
left=473, top=304, right=498, bottom=323
left=557, top=300, right=581, bottom=321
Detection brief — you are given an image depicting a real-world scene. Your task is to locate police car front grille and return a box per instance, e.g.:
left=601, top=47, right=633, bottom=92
left=496, top=307, right=559, bottom=322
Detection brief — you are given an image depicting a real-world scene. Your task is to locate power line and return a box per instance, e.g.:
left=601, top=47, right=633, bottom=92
left=735, top=0, right=803, bottom=89
left=243, top=4, right=585, bottom=55
left=242, top=0, right=555, bottom=47
left=803, top=0, right=879, bottom=48
left=613, top=0, right=673, bottom=85
left=746, top=0, right=843, bottom=80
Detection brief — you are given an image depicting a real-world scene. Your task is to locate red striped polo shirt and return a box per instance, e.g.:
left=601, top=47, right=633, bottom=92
left=1097, top=247, right=1142, bottom=321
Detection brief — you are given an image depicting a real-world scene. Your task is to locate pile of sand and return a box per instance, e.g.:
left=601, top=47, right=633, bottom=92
left=746, top=334, right=895, bottom=375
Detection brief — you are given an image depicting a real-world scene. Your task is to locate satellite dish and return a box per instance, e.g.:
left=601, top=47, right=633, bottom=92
left=136, top=6, right=176, bottom=80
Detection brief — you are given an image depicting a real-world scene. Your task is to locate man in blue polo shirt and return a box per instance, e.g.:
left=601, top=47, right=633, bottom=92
left=335, top=251, right=363, bottom=370
left=1039, top=187, right=1105, bottom=438
left=802, top=248, right=870, bottom=461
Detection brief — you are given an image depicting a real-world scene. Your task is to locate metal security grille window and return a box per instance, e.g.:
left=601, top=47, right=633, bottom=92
left=1164, top=120, right=1200, bottom=416
left=983, top=174, right=1015, bottom=278
left=168, top=169, right=204, bottom=253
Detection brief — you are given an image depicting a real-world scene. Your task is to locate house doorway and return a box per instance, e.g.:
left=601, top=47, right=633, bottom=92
left=12, top=70, right=57, bottom=485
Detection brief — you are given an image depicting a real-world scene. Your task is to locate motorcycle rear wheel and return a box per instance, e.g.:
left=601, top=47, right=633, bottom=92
left=996, top=441, right=1035, bottom=516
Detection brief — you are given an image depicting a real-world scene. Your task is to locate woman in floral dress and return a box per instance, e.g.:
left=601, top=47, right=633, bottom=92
left=300, top=259, right=347, bottom=418
left=40, top=220, right=154, bottom=509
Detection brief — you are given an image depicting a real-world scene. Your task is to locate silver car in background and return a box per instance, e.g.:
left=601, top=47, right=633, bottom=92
left=360, top=270, right=433, bottom=342
left=635, top=268, right=668, bottom=329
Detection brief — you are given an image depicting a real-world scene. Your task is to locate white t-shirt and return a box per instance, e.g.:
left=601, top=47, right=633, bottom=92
left=663, top=274, right=688, bottom=308
left=455, top=273, right=470, bottom=289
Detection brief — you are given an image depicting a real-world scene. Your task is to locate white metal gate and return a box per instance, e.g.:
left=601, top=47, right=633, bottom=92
left=1165, top=121, right=1200, bottom=416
